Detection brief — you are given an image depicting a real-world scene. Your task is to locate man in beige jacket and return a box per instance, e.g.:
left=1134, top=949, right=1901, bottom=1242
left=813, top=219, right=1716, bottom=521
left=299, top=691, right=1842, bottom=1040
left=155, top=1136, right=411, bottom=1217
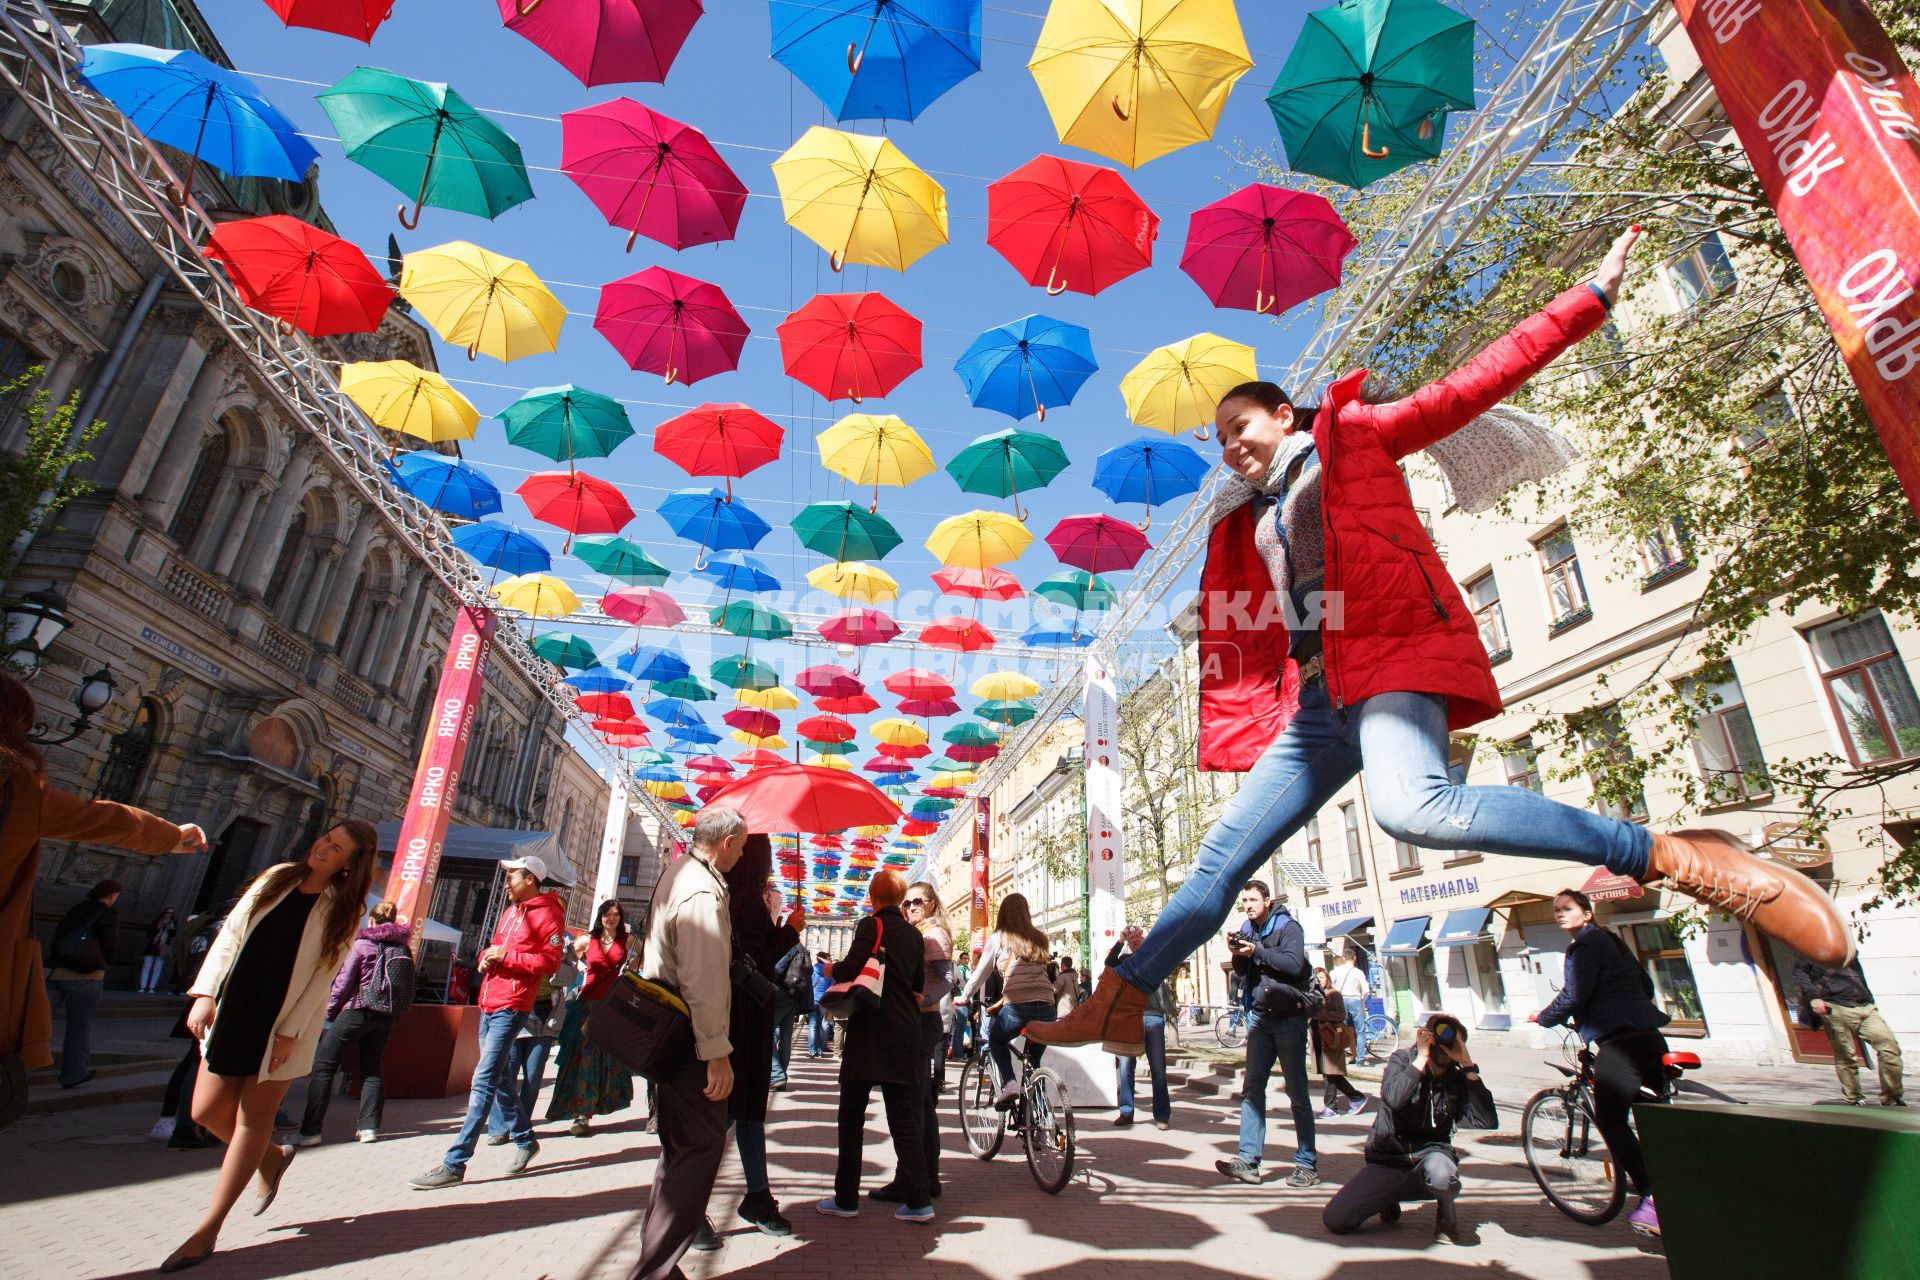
left=628, top=804, right=743, bottom=1280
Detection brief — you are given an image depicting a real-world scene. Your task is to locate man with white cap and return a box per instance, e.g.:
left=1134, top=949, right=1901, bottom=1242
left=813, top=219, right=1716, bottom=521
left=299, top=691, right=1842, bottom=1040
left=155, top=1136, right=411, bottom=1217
left=412, top=854, right=565, bottom=1189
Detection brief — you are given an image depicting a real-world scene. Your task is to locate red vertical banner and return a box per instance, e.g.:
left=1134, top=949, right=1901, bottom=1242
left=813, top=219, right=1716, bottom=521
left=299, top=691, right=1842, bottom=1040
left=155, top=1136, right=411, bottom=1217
left=383, top=605, right=496, bottom=953
left=969, top=797, right=991, bottom=959
left=1673, top=0, right=1920, bottom=517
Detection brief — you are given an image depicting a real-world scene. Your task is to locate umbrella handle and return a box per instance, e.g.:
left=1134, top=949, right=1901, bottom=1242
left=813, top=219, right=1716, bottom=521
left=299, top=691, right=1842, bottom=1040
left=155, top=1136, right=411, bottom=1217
left=398, top=200, right=424, bottom=230
left=277, top=318, right=295, bottom=338
left=664, top=365, right=678, bottom=384
left=514, top=0, right=544, bottom=13
left=847, top=43, right=863, bottom=74
left=625, top=223, right=642, bottom=253
left=466, top=344, right=479, bottom=361
left=1192, top=424, right=1212, bottom=441
left=1044, top=266, right=1068, bottom=297
left=1361, top=120, right=1390, bottom=160
left=1111, top=92, right=1130, bottom=122
left=1254, top=288, right=1276, bottom=315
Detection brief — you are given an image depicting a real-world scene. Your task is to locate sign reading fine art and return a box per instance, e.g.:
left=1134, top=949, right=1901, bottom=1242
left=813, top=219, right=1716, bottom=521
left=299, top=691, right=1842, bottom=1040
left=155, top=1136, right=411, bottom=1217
left=592, top=777, right=631, bottom=909
left=382, top=605, right=496, bottom=954
left=1675, top=0, right=1920, bottom=517
left=970, top=797, right=991, bottom=959
left=1083, top=648, right=1126, bottom=979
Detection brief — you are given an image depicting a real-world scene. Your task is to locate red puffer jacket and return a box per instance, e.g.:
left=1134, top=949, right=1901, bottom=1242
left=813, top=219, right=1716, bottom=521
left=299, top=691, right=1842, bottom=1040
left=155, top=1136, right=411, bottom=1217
left=477, top=889, right=566, bottom=1012
left=1197, top=285, right=1607, bottom=771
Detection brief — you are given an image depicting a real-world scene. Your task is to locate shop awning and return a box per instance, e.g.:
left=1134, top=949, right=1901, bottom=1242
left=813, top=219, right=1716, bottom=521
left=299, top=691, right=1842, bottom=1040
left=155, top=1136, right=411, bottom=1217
left=373, top=823, right=576, bottom=887
left=1381, top=915, right=1431, bottom=956
left=1326, top=915, right=1374, bottom=939
left=1434, top=906, right=1494, bottom=948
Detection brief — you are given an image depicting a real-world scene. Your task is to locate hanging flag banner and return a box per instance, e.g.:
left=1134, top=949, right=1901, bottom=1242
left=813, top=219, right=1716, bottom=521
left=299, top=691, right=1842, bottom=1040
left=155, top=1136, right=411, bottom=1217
left=1673, top=0, right=1920, bottom=517
left=969, top=797, right=991, bottom=959
left=1084, top=648, right=1126, bottom=978
left=382, top=605, right=496, bottom=953
left=592, top=776, right=631, bottom=908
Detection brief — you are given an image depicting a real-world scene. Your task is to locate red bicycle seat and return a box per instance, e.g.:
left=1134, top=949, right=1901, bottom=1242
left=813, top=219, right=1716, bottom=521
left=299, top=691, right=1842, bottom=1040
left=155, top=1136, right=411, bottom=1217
left=1662, top=1051, right=1702, bottom=1071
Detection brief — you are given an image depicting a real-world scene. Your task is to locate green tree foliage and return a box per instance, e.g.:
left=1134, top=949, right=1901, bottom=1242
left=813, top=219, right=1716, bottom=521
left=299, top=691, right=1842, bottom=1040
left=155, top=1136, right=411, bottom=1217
left=0, top=367, right=109, bottom=585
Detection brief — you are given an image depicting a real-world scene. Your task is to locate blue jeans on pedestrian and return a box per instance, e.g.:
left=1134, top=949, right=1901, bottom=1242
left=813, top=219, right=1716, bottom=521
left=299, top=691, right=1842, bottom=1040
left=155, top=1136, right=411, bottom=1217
left=1118, top=686, right=1651, bottom=992
left=1345, top=1005, right=1370, bottom=1062
left=1239, top=1011, right=1315, bottom=1169
left=771, top=996, right=797, bottom=1083
left=1117, top=1014, right=1171, bottom=1124
left=445, top=1008, right=528, bottom=1170
left=47, top=978, right=102, bottom=1087
left=809, top=1006, right=829, bottom=1057
left=988, top=1000, right=1055, bottom=1088
left=488, top=1035, right=552, bottom=1139
left=734, top=1117, right=769, bottom=1194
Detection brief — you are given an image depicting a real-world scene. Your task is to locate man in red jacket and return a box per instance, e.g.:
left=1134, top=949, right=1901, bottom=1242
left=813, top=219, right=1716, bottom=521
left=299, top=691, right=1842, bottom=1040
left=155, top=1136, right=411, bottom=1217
left=1033, top=227, right=1851, bottom=1061
left=412, top=855, right=565, bottom=1188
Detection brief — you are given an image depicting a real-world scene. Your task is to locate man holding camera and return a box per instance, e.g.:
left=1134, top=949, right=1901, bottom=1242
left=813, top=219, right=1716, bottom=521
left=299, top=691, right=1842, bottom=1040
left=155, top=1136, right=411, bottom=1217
left=1215, top=881, right=1319, bottom=1188
left=1322, top=1013, right=1496, bottom=1244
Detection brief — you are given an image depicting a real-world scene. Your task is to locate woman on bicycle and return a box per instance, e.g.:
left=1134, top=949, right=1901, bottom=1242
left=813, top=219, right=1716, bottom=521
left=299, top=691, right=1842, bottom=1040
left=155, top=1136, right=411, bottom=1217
left=1532, top=888, right=1671, bottom=1237
left=959, top=893, right=1056, bottom=1109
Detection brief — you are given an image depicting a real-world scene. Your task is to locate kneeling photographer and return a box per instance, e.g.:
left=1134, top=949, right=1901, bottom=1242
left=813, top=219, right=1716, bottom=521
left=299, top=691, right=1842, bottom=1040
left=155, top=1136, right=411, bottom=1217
left=1322, top=1013, right=1496, bottom=1244
left=1215, top=881, right=1322, bottom=1188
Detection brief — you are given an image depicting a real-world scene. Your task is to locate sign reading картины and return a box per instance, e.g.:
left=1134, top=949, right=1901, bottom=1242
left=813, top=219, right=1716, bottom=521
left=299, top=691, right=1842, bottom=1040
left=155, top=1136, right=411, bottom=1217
left=1673, top=0, right=1920, bottom=517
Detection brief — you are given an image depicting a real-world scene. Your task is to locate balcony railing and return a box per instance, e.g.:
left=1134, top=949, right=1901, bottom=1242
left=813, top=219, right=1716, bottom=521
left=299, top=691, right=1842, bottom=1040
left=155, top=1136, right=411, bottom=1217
left=162, top=557, right=231, bottom=626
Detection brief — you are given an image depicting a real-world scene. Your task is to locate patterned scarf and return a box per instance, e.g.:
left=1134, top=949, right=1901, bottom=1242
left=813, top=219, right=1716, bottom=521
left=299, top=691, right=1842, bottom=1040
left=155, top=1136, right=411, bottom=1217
left=1251, top=432, right=1324, bottom=635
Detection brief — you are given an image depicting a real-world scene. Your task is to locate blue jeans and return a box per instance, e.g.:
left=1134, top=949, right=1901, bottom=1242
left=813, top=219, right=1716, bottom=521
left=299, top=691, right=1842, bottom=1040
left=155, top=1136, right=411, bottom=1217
left=772, top=996, right=797, bottom=1082
left=488, top=1035, right=553, bottom=1139
left=1345, top=1006, right=1371, bottom=1061
left=988, top=1000, right=1055, bottom=1087
left=809, top=1006, right=829, bottom=1056
left=445, top=1009, right=528, bottom=1170
left=1117, top=1014, right=1170, bottom=1124
left=47, top=978, right=102, bottom=1087
left=1239, top=1012, right=1315, bottom=1168
left=734, top=1117, right=769, bottom=1193
left=1119, top=686, right=1651, bottom=992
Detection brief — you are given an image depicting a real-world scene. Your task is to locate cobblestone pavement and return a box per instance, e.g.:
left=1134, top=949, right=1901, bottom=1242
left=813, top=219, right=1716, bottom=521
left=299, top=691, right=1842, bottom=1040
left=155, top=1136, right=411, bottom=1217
left=0, top=1038, right=1846, bottom=1280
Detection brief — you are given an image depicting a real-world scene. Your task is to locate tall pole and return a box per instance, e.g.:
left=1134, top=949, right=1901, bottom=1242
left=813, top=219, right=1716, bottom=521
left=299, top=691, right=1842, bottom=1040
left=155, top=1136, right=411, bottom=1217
left=592, top=776, right=630, bottom=909
left=1077, top=760, right=1089, bottom=973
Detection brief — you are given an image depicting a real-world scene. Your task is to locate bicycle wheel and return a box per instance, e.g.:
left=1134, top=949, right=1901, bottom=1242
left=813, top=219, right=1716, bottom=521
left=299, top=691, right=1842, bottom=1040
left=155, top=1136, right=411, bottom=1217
left=1360, top=1013, right=1398, bottom=1060
left=1214, top=1012, right=1244, bottom=1049
left=957, top=1054, right=1004, bottom=1159
left=1023, top=1066, right=1076, bottom=1194
left=1521, top=1085, right=1626, bottom=1224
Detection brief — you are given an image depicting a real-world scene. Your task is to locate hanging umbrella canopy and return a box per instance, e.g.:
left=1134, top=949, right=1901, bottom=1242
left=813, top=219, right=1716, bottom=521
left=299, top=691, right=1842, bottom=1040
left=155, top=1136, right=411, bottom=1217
left=1266, top=0, right=1477, bottom=190
left=686, top=754, right=734, bottom=774
left=805, top=738, right=858, bottom=757
left=896, top=697, right=958, bottom=718
left=778, top=291, right=923, bottom=405
left=654, top=404, right=784, bottom=497
left=647, top=695, right=708, bottom=725
left=452, top=522, right=550, bottom=576
left=579, top=690, right=638, bottom=718
left=497, top=0, right=703, bottom=87
left=943, top=721, right=1001, bottom=747
left=976, top=698, right=1038, bottom=726
left=707, top=763, right=903, bottom=833
left=818, top=691, right=881, bottom=714
left=736, top=684, right=802, bottom=710
left=944, top=427, right=1070, bottom=519
left=531, top=631, right=600, bottom=669
left=919, top=617, right=996, bottom=652
left=817, top=608, right=901, bottom=647
left=772, top=126, right=948, bottom=271
left=563, top=664, right=633, bottom=694
left=502, top=385, right=635, bottom=464
left=318, top=67, right=533, bottom=227
left=798, top=714, right=857, bottom=743
left=807, top=753, right=856, bottom=772
left=948, top=743, right=1001, bottom=763
left=931, top=565, right=1023, bottom=601
left=712, top=600, right=795, bottom=641
left=797, top=664, right=864, bottom=697
left=973, top=670, right=1040, bottom=700
left=632, top=747, right=677, bottom=765
left=926, top=509, right=1032, bottom=569
left=793, top=501, right=902, bottom=564
left=1180, top=184, right=1356, bottom=315
left=1022, top=624, right=1095, bottom=647
left=594, top=718, right=653, bottom=746
left=867, top=756, right=915, bottom=774
left=1046, top=513, right=1152, bottom=572
left=733, top=748, right=786, bottom=771
left=518, top=471, right=635, bottom=547
left=1027, top=0, right=1253, bottom=168
left=953, top=314, right=1097, bottom=423
left=725, top=708, right=782, bottom=736
left=695, top=552, right=782, bottom=594
left=870, top=717, right=930, bottom=747
left=883, top=669, right=953, bottom=700
left=771, top=0, right=983, bottom=121
left=264, top=0, right=392, bottom=41
left=734, top=730, right=788, bottom=751
left=341, top=360, right=478, bottom=446
left=711, top=654, right=781, bottom=690
left=561, top=97, right=746, bottom=252
left=817, top=415, right=936, bottom=511
left=574, top=534, right=669, bottom=586
left=400, top=242, right=564, bottom=362
left=986, top=155, right=1157, bottom=297
left=643, top=780, right=690, bottom=802
left=205, top=216, right=392, bottom=337
left=613, top=644, right=692, bottom=683
left=657, top=487, right=772, bottom=562
left=601, top=585, right=686, bottom=627
left=1120, top=333, right=1258, bottom=435
left=655, top=676, right=719, bottom=702
left=492, top=573, right=581, bottom=617
left=387, top=451, right=502, bottom=518
left=1092, top=436, right=1210, bottom=512
left=901, top=819, right=939, bottom=837
left=668, top=720, right=723, bottom=744
left=1034, top=568, right=1118, bottom=611
left=806, top=561, right=899, bottom=604
left=596, top=267, right=750, bottom=386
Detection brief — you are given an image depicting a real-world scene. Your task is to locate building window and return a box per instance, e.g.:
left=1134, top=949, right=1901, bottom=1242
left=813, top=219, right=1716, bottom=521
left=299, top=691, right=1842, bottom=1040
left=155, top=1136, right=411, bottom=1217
left=1684, top=671, right=1769, bottom=802
left=1535, top=527, right=1590, bottom=630
left=1637, top=519, right=1693, bottom=586
left=1809, top=613, right=1920, bottom=766
left=1663, top=232, right=1738, bottom=309
left=94, top=698, right=160, bottom=803
left=168, top=430, right=229, bottom=555
left=1466, top=572, right=1510, bottom=662
left=1392, top=839, right=1420, bottom=872
left=265, top=510, right=307, bottom=615
left=1305, top=815, right=1322, bottom=873
left=1341, top=802, right=1365, bottom=883
left=1579, top=708, right=1649, bottom=823
left=1734, top=387, right=1791, bottom=458
left=1501, top=737, right=1543, bottom=793
left=1625, top=920, right=1706, bottom=1031
left=619, top=855, right=641, bottom=888
left=1582, top=317, right=1627, bottom=385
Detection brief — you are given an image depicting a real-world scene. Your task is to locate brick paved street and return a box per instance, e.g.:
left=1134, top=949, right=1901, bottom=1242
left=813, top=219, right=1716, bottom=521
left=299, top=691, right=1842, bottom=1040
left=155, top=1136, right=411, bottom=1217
left=0, top=1041, right=1842, bottom=1280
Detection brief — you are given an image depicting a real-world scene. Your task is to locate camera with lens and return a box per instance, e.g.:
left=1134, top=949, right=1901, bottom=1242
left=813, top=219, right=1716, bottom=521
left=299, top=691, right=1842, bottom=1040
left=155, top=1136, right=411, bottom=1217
left=731, top=953, right=777, bottom=1006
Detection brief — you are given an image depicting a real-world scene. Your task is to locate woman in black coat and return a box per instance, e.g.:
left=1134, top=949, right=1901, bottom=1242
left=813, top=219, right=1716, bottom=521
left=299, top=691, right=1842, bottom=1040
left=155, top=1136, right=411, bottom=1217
left=722, top=834, right=802, bottom=1236
left=815, top=869, right=929, bottom=1221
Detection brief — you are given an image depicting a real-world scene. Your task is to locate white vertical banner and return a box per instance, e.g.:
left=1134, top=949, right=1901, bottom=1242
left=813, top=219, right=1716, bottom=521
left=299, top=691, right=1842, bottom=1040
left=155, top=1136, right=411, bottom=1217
left=1084, top=647, right=1126, bottom=979
left=592, top=777, right=630, bottom=908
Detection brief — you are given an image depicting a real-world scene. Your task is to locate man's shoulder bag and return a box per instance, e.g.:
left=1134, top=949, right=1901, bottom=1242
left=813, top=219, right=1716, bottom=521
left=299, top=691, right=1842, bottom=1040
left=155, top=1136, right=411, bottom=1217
left=586, top=971, right=696, bottom=1083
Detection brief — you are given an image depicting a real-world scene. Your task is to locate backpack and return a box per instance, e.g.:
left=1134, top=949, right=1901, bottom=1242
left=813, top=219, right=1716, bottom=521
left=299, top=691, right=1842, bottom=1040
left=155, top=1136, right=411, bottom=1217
left=51, top=902, right=108, bottom=973
left=363, top=942, right=416, bottom=1017
left=779, top=945, right=815, bottom=1011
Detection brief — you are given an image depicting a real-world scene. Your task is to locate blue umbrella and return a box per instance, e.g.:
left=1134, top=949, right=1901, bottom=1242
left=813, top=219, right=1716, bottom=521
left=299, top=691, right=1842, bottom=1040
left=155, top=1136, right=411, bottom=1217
left=1092, top=437, right=1211, bottom=514
left=667, top=721, right=723, bottom=745
left=770, top=0, right=983, bottom=122
left=77, top=44, right=319, bottom=190
left=1022, top=625, right=1095, bottom=648
left=656, top=487, right=772, bottom=563
left=646, top=696, right=705, bottom=725
left=693, top=552, right=783, bottom=594
left=562, top=666, right=632, bottom=695
left=387, top=452, right=502, bottom=519
left=613, top=645, right=693, bottom=684
left=451, top=521, right=550, bottom=576
left=634, top=764, right=683, bottom=783
left=954, top=314, right=1098, bottom=423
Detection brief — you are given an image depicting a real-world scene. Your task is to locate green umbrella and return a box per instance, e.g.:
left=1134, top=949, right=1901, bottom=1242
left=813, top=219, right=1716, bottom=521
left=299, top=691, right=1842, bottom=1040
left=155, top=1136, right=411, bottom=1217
left=655, top=676, right=718, bottom=702
left=711, top=654, right=780, bottom=689
left=501, top=385, right=635, bottom=465
left=631, top=747, right=675, bottom=766
left=573, top=534, right=669, bottom=586
left=943, top=721, right=1000, bottom=747
left=792, top=500, right=903, bottom=564
left=1266, top=0, right=1476, bottom=191
left=1033, top=569, right=1118, bottom=612
left=976, top=698, right=1037, bottom=727
left=924, top=755, right=966, bottom=773
left=943, top=427, right=1070, bottom=520
left=529, top=631, right=599, bottom=670
left=318, top=66, right=535, bottom=227
left=912, top=797, right=958, bottom=814
left=712, top=600, right=793, bottom=641
left=804, top=738, right=859, bottom=756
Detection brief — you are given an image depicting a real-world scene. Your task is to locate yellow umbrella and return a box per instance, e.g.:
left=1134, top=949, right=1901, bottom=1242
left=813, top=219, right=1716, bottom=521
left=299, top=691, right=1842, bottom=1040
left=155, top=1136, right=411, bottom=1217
left=926, top=509, right=1033, bottom=570
left=339, top=360, right=478, bottom=445
left=732, top=730, right=789, bottom=750
left=736, top=685, right=802, bottom=711
left=491, top=572, right=581, bottom=618
left=806, top=753, right=854, bottom=771
left=806, top=561, right=900, bottom=604
left=643, top=779, right=689, bottom=801
left=1029, top=0, right=1253, bottom=168
left=973, top=671, right=1041, bottom=701
left=673, top=809, right=697, bottom=828
left=1120, top=332, right=1258, bottom=438
left=400, top=241, right=565, bottom=363
left=930, top=768, right=979, bottom=787
left=772, top=126, right=948, bottom=272
left=818, top=414, right=936, bottom=512
left=856, top=824, right=893, bottom=838
left=870, top=718, right=930, bottom=747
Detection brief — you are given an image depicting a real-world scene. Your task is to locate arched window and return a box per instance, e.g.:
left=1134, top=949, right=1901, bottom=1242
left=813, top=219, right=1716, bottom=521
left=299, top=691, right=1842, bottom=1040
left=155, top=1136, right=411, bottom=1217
left=94, top=698, right=161, bottom=803
left=168, top=429, right=229, bottom=552
left=265, top=510, right=307, bottom=615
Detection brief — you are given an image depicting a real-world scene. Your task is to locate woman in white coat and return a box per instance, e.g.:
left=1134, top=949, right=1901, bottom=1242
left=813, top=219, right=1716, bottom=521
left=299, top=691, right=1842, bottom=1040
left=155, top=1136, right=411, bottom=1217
left=162, top=820, right=378, bottom=1273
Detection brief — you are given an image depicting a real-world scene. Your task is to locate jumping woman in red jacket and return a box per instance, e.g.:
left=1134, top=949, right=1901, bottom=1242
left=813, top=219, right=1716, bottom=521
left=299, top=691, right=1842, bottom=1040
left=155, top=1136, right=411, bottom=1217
left=1032, top=228, right=1851, bottom=1062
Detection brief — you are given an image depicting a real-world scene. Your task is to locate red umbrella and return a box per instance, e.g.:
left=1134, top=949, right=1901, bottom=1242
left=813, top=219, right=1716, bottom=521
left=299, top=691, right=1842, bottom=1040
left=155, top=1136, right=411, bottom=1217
left=919, top=617, right=996, bottom=653
left=265, top=0, right=392, bottom=40
left=815, top=692, right=880, bottom=715
left=987, top=155, right=1158, bottom=297
left=734, top=748, right=789, bottom=769
left=1180, top=184, right=1356, bottom=316
left=653, top=404, right=784, bottom=498
left=518, top=471, right=634, bottom=549
left=931, top=566, right=1023, bottom=600
left=877, top=741, right=931, bottom=759
left=561, top=98, right=747, bottom=251
left=901, top=819, right=939, bottom=837
left=595, top=266, right=748, bottom=386
left=686, top=754, right=733, bottom=773
left=817, top=608, right=901, bottom=647
left=724, top=708, right=781, bottom=736
left=795, top=664, right=863, bottom=697
left=705, top=762, right=902, bottom=833
left=948, top=744, right=1000, bottom=764
left=923, top=786, right=967, bottom=800
left=884, top=669, right=952, bottom=700
left=592, top=714, right=649, bottom=735
left=798, top=714, right=857, bottom=743
left=602, top=730, right=653, bottom=749
left=811, top=834, right=845, bottom=849
left=1045, top=514, right=1152, bottom=573
left=575, top=690, right=635, bottom=718
left=896, top=698, right=958, bottom=719
left=204, top=215, right=392, bottom=337
left=692, top=771, right=733, bottom=788
left=777, top=291, right=921, bottom=404
left=602, top=586, right=685, bottom=627
left=496, top=0, right=702, bottom=87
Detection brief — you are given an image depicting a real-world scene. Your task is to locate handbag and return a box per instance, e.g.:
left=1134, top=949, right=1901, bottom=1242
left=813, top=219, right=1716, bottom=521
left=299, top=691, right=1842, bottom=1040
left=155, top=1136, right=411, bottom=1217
left=585, top=971, right=695, bottom=1084
left=819, top=916, right=887, bottom=1022
left=50, top=903, right=107, bottom=973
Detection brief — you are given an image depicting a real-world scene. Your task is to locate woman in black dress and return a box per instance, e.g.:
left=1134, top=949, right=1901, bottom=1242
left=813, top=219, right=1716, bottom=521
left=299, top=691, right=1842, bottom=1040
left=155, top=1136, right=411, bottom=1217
left=722, top=835, right=803, bottom=1236
left=162, top=820, right=378, bottom=1272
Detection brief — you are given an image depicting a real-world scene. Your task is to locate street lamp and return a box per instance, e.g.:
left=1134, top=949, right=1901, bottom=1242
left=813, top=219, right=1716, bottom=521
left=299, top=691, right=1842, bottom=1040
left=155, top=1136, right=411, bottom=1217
left=26, top=665, right=118, bottom=745
left=2, top=589, right=71, bottom=677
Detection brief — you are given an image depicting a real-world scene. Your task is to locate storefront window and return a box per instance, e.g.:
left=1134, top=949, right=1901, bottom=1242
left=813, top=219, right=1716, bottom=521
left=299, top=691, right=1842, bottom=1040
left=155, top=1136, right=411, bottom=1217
left=1626, top=919, right=1706, bottom=1031
left=1388, top=954, right=1443, bottom=1017
left=1465, top=941, right=1507, bottom=1017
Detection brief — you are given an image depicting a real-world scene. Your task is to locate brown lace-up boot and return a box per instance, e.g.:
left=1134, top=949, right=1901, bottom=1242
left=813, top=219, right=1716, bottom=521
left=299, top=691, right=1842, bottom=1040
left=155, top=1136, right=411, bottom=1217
left=1646, top=829, right=1852, bottom=967
left=1024, top=969, right=1147, bottom=1057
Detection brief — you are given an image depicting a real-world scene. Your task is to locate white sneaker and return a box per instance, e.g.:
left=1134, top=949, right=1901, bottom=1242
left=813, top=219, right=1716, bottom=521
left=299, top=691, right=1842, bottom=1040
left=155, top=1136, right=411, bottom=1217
left=291, top=1132, right=324, bottom=1148
left=356, top=1129, right=378, bottom=1143
left=150, top=1117, right=176, bottom=1139
left=993, top=1079, right=1021, bottom=1109
left=570, top=1118, right=590, bottom=1137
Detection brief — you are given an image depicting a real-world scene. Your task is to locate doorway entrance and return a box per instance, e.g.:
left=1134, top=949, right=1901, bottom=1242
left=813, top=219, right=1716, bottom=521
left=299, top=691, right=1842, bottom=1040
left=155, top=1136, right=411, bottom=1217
left=194, top=818, right=266, bottom=913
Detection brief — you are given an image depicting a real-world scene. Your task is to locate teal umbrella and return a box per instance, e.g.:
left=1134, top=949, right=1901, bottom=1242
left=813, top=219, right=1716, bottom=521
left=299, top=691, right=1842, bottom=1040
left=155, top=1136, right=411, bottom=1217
left=318, top=66, right=535, bottom=227
left=803, top=738, right=859, bottom=756
left=943, top=721, right=1000, bottom=747
left=573, top=534, right=669, bottom=586
left=1265, top=0, right=1477, bottom=191
left=501, top=385, right=635, bottom=465
left=792, top=500, right=903, bottom=564
left=713, top=600, right=794, bottom=642
left=1033, top=569, right=1117, bottom=612
left=656, top=676, right=719, bottom=702
left=711, top=654, right=780, bottom=689
left=976, top=698, right=1037, bottom=727
left=943, top=427, right=1070, bottom=520
left=529, top=632, right=599, bottom=670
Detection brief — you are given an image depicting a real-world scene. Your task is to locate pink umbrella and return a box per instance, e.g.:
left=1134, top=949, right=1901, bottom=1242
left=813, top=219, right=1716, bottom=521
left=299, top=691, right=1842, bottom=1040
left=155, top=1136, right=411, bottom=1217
left=1045, top=514, right=1152, bottom=573
left=602, top=586, right=685, bottom=627
left=561, top=98, right=747, bottom=252
left=884, top=669, right=952, bottom=700
left=896, top=698, right=959, bottom=719
left=1179, top=184, right=1356, bottom=315
left=496, top=0, right=703, bottom=87
left=724, top=707, right=781, bottom=736
left=817, top=608, right=902, bottom=647
left=594, top=266, right=748, bottom=386
left=948, top=744, right=1000, bottom=764
left=865, top=756, right=914, bottom=773
left=931, top=565, right=1022, bottom=600
left=796, top=664, right=864, bottom=697
left=686, top=754, right=733, bottom=773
